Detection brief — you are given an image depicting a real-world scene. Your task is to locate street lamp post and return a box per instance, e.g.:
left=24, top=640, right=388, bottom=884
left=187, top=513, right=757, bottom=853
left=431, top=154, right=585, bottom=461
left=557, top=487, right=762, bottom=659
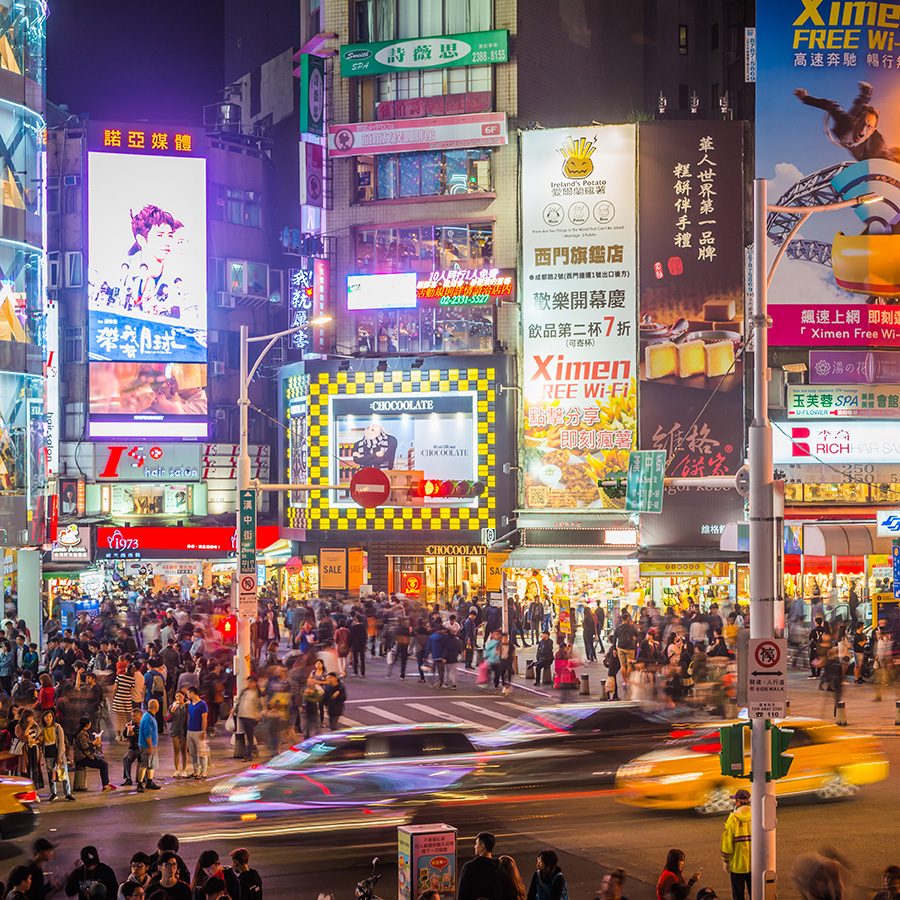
left=750, top=180, right=877, bottom=899
left=235, top=319, right=330, bottom=698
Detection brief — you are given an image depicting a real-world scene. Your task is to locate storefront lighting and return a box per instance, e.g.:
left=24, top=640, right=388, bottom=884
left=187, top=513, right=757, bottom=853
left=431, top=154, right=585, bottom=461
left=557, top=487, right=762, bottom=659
left=603, top=528, right=639, bottom=546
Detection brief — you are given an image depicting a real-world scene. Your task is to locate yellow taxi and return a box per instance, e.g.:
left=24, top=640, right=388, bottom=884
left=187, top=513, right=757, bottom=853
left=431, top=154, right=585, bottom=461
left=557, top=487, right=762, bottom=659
left=0, top=774, right=38, bottom=838
left=615, top=718, right=889, bottom=815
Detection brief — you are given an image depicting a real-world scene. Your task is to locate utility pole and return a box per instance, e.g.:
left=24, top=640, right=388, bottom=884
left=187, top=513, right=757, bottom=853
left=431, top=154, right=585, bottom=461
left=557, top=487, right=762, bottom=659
left=750, top=178, right=777, bottom=900
left=235, top=324, right=252, bottom=697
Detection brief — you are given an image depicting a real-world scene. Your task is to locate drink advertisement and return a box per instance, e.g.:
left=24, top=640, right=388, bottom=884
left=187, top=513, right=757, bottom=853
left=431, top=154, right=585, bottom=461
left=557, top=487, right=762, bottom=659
left=757, top=1, right=900, bottom=346
left=521, top=126, right=637, bottom=510
left=328, top=392, right=477, bottom=507
left=638, top=121, right=746, bottom=477
left=398, top=824, right=457, bottom=900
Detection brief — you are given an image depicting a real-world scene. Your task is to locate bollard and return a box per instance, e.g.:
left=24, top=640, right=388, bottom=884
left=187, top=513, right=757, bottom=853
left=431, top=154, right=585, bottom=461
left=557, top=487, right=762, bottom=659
left=784, top=699, right=791, bottom=717
left=232, top=732, right=247, bottom=759
left=542, top=665, right=552, bottom=685
left=580, top=673, right=590, bottom=695
left=835, top=700, right=848, bottom=726
left=475, top=648, right=484, bottom=666
left=895, top=700, right=900, bottom=726
left=526, top=660, right=535, bottom=681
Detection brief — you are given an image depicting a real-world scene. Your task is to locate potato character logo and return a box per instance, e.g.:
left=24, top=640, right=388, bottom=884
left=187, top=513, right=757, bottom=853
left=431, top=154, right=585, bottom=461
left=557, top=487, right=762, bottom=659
left=559, top=135, right=596, bottom=179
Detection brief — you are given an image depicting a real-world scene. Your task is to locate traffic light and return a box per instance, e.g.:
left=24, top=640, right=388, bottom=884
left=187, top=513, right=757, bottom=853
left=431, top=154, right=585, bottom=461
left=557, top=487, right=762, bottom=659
left=770, top=724, right=794, bottom=780
left=415, top=479, right=486, bottom=499
left=718, top=722, right=749, bottom=778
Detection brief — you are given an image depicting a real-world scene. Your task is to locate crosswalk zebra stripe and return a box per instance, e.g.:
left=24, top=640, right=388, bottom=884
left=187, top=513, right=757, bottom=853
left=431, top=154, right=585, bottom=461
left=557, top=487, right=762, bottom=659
left=452, top=701, right=518, bottom=723
left=357, top=705, right=414, bottom=724
left=406, top=702, right=468, bottom=723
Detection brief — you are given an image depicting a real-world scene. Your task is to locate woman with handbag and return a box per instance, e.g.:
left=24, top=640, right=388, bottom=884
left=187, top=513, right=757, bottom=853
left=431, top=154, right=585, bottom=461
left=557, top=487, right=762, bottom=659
left=39, top=709, right=74, bottom=801
left=14, top=709, right=43, bottom=789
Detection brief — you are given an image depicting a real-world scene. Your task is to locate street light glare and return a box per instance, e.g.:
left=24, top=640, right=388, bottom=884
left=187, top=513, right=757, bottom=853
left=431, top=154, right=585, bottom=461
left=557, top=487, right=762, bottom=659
left=310, top=315, right=333, bottom=326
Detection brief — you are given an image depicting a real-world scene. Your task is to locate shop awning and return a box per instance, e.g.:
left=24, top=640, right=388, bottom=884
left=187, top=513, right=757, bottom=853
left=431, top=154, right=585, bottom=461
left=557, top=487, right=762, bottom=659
left=801, top=523, right=891, bottom=557
left=503, top=547, right=638, bottom=569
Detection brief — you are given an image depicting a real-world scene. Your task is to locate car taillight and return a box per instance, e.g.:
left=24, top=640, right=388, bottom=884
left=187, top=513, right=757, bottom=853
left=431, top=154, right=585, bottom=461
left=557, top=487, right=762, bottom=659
left=690, top=741, right=721, bottom=754
left=14, top=790, right=39, bottom=803
left=669, top=729, right=696, bottom=740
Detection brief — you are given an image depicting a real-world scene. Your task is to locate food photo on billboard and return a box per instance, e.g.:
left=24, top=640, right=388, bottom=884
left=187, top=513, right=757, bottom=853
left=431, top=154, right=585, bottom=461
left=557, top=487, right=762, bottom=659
left=87, top=149, right=208, bottom=363
left=757, top=2, right=900, bottom=347
left=87, top=362, right=208, bottom=440
left=328, top=392, right=477, bottom=507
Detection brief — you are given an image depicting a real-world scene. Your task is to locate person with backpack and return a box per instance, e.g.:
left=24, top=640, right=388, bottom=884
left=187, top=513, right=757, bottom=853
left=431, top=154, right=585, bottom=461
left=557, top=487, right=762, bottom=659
left=527, top=850, right=568, bottom=900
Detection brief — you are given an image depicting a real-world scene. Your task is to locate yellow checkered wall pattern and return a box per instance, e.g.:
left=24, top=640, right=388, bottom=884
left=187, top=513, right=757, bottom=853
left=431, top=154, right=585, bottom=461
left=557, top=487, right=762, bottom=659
left=286, top=367, right=498, bottom=532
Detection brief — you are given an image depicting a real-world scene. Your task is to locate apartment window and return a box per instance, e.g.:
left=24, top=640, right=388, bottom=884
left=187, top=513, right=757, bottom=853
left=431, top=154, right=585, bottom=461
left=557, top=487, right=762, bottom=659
left=47, top=252, right=60, bottom=289
left=63, top=185, right=80, bottom=214
left=354, top=305, right=495, bottom=355
left=63, top=327, right=85, bottom=363
left=64, top=401, right=85, bottom=442
left=710, top=22, right=719, bottom=50
left=678, top=24, right=689, bottom=55
left=355, top=148, right=492, bottom=201
left=65, top=251, right=83, bottom=287
left=228, top=260, right=246, bottom=293
left=209, top=257, right=226, bottom=293
left=354, top=222, right=493, bottom=274
left=375, top=65, right=492, bottom=105
left=247, top=261, right=269, bottom=297
left=46, top=183, right=59, bottom=214
left=355, top=0, right=491, bottom=42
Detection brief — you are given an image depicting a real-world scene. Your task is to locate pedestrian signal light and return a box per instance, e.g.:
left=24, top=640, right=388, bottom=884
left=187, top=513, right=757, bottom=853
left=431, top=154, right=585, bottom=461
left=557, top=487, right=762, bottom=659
left=718, top=722, right=748, bottom=778
left=217, top=615, right=237, bottom=644
left=770, top=724, right=794, bottom=781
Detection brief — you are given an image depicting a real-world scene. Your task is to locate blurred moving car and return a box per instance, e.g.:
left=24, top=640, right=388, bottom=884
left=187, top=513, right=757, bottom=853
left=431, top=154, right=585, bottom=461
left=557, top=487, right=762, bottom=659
left=615, top=718, right=889, bottom=815
left=0, top=775, right=39, bottom=839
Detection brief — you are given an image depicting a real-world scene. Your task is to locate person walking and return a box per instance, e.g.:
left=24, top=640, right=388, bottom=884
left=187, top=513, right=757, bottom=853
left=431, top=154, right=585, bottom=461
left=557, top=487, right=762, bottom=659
left=136, top=699, right=161, bottom=792
left=112, top=663, right=136, bottom=742
left=526, top=850, right=567, bottom=900
left=234, top=677, right=262, bottom=761
left=427, top=627, right=446, bottom=688
left=458, top=832, right=501, bottom=900
left=348, top=615, right=367, bottom=677
left=322, top=673, right=346, bottom=731
left=167, top=690, right=189, bottom=777
left=656, top=849, right=701, bottom=900
left=185, top=686, right=208, bottom=779
left=582, top=606, right=597, bottom=663
left=443, top=626, right=461, bottom=689
left=721, top=789, right=752, bottom=900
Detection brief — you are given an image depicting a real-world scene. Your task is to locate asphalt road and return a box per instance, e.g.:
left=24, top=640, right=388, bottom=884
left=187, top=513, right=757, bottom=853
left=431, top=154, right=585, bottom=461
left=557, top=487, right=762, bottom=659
left=3, top=667, right=896, bottom=899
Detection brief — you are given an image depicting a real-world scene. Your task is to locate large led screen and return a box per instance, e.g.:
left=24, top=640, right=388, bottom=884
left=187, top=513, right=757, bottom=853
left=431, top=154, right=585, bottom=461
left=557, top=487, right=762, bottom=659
left=328, top=392, right=477, bottom=508
left=87, top=147, right=208, bottom=440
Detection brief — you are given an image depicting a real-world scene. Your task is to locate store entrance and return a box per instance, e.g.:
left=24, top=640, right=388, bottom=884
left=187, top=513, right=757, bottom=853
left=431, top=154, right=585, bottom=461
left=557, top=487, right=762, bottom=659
left=389, top=554, right=485, bottom=607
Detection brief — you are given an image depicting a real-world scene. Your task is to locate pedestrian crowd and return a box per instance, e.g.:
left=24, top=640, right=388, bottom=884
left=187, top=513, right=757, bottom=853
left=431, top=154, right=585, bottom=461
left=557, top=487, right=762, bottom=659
left=1, top=833, right=261, bottom=900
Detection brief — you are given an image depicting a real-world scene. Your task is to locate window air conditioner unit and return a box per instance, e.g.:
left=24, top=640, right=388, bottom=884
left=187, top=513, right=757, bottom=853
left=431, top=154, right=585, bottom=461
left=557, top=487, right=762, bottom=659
left=63, top=175, right=81, bottom=186
left=216, top=292, right=236, bottom=309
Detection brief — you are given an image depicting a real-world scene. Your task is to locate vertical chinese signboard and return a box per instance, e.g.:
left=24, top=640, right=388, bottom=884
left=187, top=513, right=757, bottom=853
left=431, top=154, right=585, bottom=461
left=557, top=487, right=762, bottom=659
left=756, top=1, right=900, bottom=347
left=238, top=489, right=257, bottom=616
left=638, top=121, right=746, bottom=477
left=521, top=126, right=638, bottom=510
left=299, top=54, right=325, bottom=136
left=625, top=449, right=666, bottom=513
left=288, top=269, right=314, bottom=354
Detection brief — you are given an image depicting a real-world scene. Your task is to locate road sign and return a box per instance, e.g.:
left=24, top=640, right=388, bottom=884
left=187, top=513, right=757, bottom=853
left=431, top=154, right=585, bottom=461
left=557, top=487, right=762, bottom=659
left=234, top=578, right=257, bottom=618
left=893, top=541, right=900, bottom=599
left=239, top=489, right=257, bottom=575
left=625, top=450, right=666, bottom=513
left=746, top=637, right=788, bottom=719
left=350, top=467, right=392, bottom=508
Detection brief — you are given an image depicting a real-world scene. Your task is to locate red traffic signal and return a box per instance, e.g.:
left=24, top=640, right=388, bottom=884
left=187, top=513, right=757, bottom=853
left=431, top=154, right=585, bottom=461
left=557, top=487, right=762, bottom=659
left=216, top=615, right=237, bottom=644
left=415, top=479, right=486, bottom=499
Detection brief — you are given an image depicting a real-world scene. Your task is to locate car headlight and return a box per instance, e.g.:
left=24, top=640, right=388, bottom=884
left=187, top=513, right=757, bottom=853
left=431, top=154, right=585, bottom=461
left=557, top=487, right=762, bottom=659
left=618, top=763, right=653, bottom=779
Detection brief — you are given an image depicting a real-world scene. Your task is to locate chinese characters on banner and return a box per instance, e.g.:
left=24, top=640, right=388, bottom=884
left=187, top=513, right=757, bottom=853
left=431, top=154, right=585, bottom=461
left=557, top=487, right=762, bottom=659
left=757, top=2, right=900, bottom=345
left=288, top=269, right=314, bottom=353
left=638, top=122, right=745, bottom=477
left=521, top=126, right=637, bottom=510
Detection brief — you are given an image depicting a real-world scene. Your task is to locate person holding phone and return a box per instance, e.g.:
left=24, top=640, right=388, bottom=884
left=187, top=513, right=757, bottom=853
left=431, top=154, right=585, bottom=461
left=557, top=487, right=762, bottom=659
left=656, top=849, right=701, bottom=900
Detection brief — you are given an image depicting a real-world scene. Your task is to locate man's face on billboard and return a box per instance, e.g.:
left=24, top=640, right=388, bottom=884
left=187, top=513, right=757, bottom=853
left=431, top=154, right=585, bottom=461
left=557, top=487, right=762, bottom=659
left=140, top=223, right=174, bottom=262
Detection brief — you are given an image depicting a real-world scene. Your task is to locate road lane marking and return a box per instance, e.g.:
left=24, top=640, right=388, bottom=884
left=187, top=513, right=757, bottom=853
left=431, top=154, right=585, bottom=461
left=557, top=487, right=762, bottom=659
left=406, top=702, right=467, bottom=722
left=453, top=701, right=517, bottom=723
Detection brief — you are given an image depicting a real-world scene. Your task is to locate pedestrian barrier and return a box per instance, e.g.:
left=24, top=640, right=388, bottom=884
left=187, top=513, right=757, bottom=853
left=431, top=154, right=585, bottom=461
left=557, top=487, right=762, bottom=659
left=579, top=674, right=590, bottom=695
left=835, top=699, right=847, bottom=726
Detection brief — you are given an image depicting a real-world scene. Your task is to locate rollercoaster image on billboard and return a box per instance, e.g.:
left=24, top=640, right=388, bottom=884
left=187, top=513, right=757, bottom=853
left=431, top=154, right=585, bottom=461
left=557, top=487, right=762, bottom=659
left=758, top=1, right=900, bottom=347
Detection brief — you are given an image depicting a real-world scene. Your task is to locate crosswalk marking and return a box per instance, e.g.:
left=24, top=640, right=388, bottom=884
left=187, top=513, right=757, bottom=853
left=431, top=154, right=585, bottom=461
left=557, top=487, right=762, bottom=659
left=453, top=701, right=517, bottom=723
left=358, top=705, right=414, bottom=724
left=497, top=700, right=536, bottom=712
left=337, top=716, right=364, bottom=729
left=406, top=702, right=467, bottom=723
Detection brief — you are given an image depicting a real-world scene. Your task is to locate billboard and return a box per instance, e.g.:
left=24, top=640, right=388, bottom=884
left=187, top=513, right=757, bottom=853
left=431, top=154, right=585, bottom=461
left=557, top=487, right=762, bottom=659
left=757, top=2, right=900, bottom=346
left=328, top=392, right=477, bottom=508
left=520, top=126, right=637, bottom=510
left=87, top=125, right=208, bottom=439
left=638, top=121, right=746, bottom=477
left=773, top=420, right=900, bottom=464
left=347, top=273, right=417, bottom=310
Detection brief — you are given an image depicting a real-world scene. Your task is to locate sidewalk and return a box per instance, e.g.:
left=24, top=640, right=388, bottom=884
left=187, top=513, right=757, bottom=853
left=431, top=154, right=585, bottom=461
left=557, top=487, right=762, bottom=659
left=38, top=730, right=250, bottom=815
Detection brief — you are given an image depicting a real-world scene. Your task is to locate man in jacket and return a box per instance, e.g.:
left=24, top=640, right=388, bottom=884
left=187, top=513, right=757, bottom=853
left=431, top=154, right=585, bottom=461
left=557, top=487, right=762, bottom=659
left=721, top=789, right=752, bottom=900
left=348, top=615, right=368, bottom=677
left=462, top=612, right=479, bottom=669
left=582, top=606, right=597, bottom=662
left=533, top=631, right=555, bottom=686
left=65, top=845, right=119, bottom=900
left=457, top=832, right=500, bottom=900
left=613, top=612, right=640, bottom=682
left=427, top=628, right=446, bottom=688
left=528, top=599, right=544, bottom=645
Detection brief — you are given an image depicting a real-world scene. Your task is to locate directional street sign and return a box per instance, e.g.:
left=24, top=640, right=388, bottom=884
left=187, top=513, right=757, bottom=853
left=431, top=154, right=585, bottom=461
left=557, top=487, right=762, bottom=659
left=746, top=637, right=788, bottom=719
left=625, top=449, right=666, bottom=513
left=238, top=488, right=257, bottom=615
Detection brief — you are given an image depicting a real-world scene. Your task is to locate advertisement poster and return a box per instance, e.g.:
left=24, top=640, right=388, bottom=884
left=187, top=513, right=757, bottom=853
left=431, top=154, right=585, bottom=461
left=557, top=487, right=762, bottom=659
left=328, top=392, right=477, bottom=507
left=521, top=126, right=637, bottom=510
left=87, top=134, right=208, bottom=439
left=287, top=392, right=309, bottom=509
left=398, top=825, right=457, bottom=900
left=757, top=1, right=900, bottom=346
left=638, top=121, right=746, bottom=476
